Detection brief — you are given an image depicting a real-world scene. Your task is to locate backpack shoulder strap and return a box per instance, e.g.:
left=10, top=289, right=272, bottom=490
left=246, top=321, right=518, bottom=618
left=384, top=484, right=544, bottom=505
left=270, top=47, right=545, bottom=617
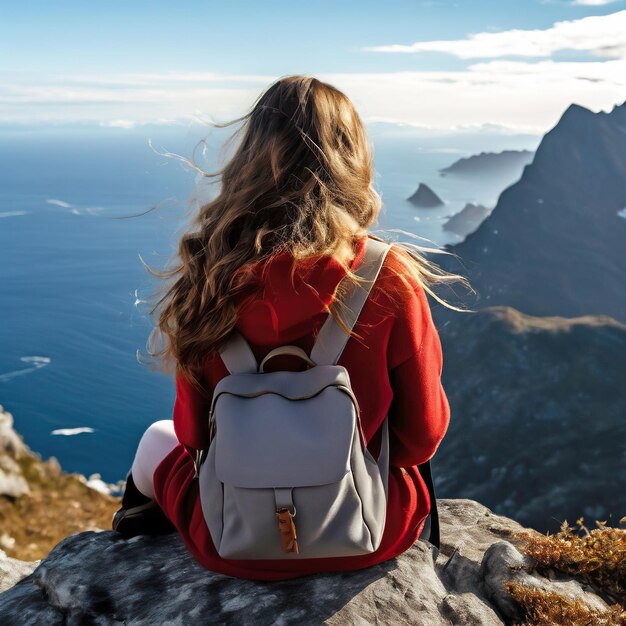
left=310, top=235, right=392, bottom=366
left=219, top=234, right=392, bottom=373
left=218, top=329, right=258, bottom=375
left=418, top=460, right=440, bottom=549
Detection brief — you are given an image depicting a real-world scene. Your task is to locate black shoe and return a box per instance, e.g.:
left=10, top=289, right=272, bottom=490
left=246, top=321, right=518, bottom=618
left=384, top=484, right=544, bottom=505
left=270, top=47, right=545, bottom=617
left=111, top=471, right=176, bottom=539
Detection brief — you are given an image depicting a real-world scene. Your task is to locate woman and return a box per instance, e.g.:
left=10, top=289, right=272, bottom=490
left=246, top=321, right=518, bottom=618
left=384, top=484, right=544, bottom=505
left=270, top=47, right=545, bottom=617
left=112, top=75, right=472, bottom=581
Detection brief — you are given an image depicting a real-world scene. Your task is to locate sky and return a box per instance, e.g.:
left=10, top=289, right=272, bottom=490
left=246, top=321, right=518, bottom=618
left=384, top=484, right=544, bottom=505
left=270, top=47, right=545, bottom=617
left=1, top=0, right=626, bottom=134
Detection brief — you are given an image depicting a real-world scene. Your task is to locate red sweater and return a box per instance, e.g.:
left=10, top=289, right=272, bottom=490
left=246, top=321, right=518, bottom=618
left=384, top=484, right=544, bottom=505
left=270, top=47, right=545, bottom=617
left=152, top=234, right=450, bottom=580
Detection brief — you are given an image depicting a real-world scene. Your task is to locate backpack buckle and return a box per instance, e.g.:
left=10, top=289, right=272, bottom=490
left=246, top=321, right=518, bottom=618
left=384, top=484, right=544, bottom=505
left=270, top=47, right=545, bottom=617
left=275, top=505, right=297, bottom=518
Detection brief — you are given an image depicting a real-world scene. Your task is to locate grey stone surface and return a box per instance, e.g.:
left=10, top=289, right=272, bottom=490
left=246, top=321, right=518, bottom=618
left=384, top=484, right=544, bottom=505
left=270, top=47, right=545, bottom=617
left=0, top=549, right=39, bottom=596
left=0, top=498, right=614, bottom=625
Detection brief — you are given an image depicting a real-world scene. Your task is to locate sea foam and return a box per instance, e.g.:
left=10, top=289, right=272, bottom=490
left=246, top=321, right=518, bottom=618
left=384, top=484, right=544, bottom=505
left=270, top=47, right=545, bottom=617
left=50, top=427, right=95, bottom=436
left=0, top=356, right=51, bottom=383
left=46, top=198, right=73, bottom=208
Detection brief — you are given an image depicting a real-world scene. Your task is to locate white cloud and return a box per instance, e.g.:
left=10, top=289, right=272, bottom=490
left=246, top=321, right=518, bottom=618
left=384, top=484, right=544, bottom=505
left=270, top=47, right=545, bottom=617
left=363, top=10, right=626, bottom=59
left=572, top=0, right=620, bottom=5
left=0, top=59, right=625, bottom=135
left=324, top=62, right=626, bottom=134
left=0, top=72, right=269, bottom=128
left=100, top=119, right=140, bottom=129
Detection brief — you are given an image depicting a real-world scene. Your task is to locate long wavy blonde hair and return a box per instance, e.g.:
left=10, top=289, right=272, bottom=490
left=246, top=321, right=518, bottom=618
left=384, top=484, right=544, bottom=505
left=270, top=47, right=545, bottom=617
left=148, top=74, right=474, bottom=388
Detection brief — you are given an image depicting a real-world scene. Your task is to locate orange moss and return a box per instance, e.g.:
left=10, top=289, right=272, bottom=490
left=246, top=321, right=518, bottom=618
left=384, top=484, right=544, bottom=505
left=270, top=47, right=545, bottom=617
left=505, top=516, right=626, bottom=625
left=515, top=517, right=626, bottom=605
left=505, top=582, right=626, bottom=626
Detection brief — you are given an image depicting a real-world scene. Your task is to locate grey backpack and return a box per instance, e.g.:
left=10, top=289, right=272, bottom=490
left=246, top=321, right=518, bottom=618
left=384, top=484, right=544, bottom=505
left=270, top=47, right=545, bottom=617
left=196, top=236, right=438, bottom=559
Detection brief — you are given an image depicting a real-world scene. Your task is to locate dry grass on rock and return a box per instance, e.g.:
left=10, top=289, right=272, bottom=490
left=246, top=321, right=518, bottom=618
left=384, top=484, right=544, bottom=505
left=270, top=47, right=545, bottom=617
left=0, top=453, right=120, bottom=562
left=505, top=583, right=626, bottom=626
left=507, top=516, right=626, bottom=626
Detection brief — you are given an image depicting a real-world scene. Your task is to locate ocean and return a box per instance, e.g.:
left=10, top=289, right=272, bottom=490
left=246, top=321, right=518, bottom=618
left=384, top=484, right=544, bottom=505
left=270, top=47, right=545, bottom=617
left=0, top=121, right=538, bottom=483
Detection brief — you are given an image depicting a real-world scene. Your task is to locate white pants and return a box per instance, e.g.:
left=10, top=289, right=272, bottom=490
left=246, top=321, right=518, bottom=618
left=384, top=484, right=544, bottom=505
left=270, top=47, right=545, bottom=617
left=130, top=419, right=179, bottom=500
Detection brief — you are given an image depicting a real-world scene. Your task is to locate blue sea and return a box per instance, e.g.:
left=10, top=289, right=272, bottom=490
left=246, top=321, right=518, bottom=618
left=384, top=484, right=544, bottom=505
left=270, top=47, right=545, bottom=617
left=0, top=121, right=539, bottom=483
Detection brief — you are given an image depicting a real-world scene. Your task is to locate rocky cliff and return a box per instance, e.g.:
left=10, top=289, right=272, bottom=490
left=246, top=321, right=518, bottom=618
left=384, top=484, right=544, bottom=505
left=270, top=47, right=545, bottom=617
left=1, top=499, right=622, bottom=625
left=435, top=100, right=626, bottom=323
left=1, top=406, right=624, bottom=625
left=435, top=305, right=626, bottom=532
left=422, top=101, right=626, bottom=534
left=0, top=404, right=120, bottom=562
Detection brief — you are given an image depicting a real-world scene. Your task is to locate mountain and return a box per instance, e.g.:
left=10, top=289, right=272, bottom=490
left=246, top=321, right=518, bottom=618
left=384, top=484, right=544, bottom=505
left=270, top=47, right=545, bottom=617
left=407, top=183, right=444, bottom=208
left=439, top=150, right=534, bottom=178
left=443, top=202, right=491, bottom=238
left=434, top=101, right=626, bottom=323
left=436, top=305, right=626, bottom=532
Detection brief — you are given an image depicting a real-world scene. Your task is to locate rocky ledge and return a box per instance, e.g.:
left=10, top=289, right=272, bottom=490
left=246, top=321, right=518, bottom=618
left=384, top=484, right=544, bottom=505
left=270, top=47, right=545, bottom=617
left=0, top=499, right=619, bottom=625
left=0, top=404, right=120, bottom=562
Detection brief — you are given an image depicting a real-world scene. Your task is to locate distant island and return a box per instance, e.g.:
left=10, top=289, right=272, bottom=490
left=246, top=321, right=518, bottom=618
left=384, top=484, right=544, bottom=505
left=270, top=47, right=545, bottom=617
left=439, top=150, right=534, bottom=178
left=443, top=202, right=491, bottom=237
left=407, top=183, right=444, bottom=208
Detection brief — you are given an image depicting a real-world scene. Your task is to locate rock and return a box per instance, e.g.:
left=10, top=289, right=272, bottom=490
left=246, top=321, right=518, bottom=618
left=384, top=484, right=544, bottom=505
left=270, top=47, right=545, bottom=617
left=0, top=549, right=38, bottom=595
left=438, top=150, right=534, bottom=178
left=82, top=472, right=125, bottom=497
left=0, top=406, right=29, bottom=460
left=443, top=202, right=491, bottom=238
left=407, top=183, right=444, bottom=208
left=0, top=405, right=31, bottom=498
left=440, top=593, right=501, bottom=626
left=480, top=542, right=610, bottom=623
left=0, top=499, right=614, bottom=625
left=0, top=465, right=30, bottom=499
